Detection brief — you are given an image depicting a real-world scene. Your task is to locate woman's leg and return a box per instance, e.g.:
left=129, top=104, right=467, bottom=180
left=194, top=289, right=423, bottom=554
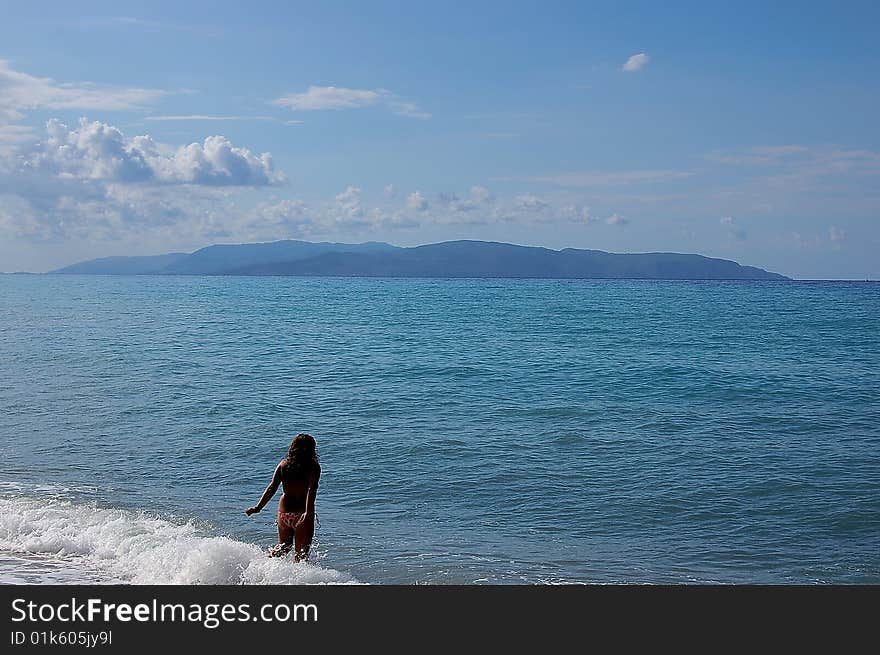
left=270, top=516, right=294, bottom=557
left=293, top=518, right=314, bottom=561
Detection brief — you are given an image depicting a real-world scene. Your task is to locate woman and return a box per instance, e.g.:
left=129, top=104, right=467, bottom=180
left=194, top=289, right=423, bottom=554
left=246, top=433, right=321, bottom=561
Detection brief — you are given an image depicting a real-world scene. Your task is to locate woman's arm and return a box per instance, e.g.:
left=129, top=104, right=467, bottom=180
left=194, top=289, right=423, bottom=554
left=245, top=462, right=284, bottom=516
left=297, top=466, right=321, bottom=525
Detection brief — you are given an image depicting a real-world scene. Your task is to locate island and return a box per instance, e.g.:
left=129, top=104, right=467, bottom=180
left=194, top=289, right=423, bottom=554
left=51, top=239, right=789, bottom=280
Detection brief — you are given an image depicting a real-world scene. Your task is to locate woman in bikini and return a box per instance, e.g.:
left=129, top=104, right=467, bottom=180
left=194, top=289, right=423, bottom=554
left=245, top=433, right=321, bottom=561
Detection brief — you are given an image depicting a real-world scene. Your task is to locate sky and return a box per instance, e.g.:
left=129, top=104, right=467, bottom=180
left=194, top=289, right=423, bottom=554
left=0, top=1, right=878, bottom=278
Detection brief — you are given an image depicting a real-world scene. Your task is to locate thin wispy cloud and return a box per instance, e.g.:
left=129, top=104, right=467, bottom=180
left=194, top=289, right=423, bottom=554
left=622, top=53, right=650, bottom=72
left=145, top=115, right=277, bottom=122
left=276, top=86, right=380, bottom=111
left=523, top=170, right=692, bottom=187
left=101, top=17, right=221, bottom=37
left=0, top=60, right=166, bottom=121
left=707, top=145, right=811, bottom=166
left=273, top=86, right=430, bottom=119
left=0, top=124, right=34, bottom=151
left=708, top=145, right=880, bottom=193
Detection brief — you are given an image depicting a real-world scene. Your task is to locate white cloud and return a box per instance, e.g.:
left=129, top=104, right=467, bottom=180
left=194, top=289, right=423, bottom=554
left=145, top=115, right=276, bottom=122
left=829, top=225, right=845, bottom=243
left=1, top=146, right=629, bottom=246
left=429, top=186, right=495, bottom=214
left=247, top=187, right=424, bottom=239
left=107, top=17, right=221, bottom=37
left=0, top=175, right=230, bottom=242
left=0, top=59, right=165, bottom=122
left=274, top=86, right=380, bottom=111
left=406, top=191, right=428, bottom=211
left=707, top=145, right=811, bottom=166
left=559, top=205, right=595, bottom=224
left=159, top=135, right=283, bottom=186
left=386, top=98, right=432, bottom=120
left=527, top=169, right=691, bottom=187
left=245, top=199, right=311, bottom=237
left=20, top=118, right=284, bottom=186
left=333, top=186, right=364, bottom=220
left=383, top=184, right=397, bottom=199
left=469, top=186, right=493, bottom=204
left=709, top=144, right=880, bottom=177
left=0, top=124, right=34, bottom=155
left=622, top=53, right=650, bottom=73
left=605, top=213, right=628, bottom=225
left=514, top=194, right=550, bottom=211
left=0, top=124, right=34, bottom=142
left=274, top=86, right=430, bottom=119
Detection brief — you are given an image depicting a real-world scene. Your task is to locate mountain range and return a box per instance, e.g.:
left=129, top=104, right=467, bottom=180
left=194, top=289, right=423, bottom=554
left=51, top=239, right=789, bottom=280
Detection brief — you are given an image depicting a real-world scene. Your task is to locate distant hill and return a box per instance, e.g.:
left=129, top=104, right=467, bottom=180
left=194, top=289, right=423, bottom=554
left=160, top=240, right=397, bottom=275
left=51, top=239, right=789, bottom=280
left=51, top=253, right=189, bottom=275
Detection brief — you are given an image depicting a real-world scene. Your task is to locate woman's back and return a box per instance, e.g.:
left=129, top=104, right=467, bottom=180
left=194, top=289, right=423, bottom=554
left=279, top=459, right=320, bottom=511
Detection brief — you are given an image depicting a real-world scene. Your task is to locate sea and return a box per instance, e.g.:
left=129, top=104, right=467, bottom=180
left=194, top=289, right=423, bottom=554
left=1, top=275, right=878, bottom=584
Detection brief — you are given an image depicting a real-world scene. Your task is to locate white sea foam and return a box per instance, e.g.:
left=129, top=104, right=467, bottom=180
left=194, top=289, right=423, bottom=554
left=0, top=496, right=357, bottom=585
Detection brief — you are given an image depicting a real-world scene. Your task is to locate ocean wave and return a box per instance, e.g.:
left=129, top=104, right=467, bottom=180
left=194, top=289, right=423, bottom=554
left=0, top=496, right=357, bottom=585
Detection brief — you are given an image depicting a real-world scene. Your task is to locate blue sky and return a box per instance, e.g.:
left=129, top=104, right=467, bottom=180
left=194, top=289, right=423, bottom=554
left=1, top=1, right=878, bottom=278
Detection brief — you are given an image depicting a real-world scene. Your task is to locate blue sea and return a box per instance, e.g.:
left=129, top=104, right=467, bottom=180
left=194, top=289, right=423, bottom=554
left=1, top=275, right=878, bottom=584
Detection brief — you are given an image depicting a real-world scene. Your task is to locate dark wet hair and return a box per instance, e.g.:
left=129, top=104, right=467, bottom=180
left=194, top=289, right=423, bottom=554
left=282, top=433, right=319, bottom=481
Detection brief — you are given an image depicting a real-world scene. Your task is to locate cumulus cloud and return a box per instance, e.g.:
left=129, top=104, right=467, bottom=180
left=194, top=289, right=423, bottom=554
left=605, top=213, right=628, bottom=225
left=163, top=135, right=283, bottom=186
left=559, top=205, right=595, bottom=224
left=20, top=118, right=284, bottom=186
left=1, top=149, right=623, bottom=247
left=238, top=185, right=526, bottom=239
left=514, top=194, right=550, bottom=212
left=274, top=86, right=430, bottom=119
left=622, top=53, right=650, bottom=72
left=333, top=186, right=364, bottom=220
left=406, top=191, right=428, bottom=211
left=244, top=198, right=311, bottom=237
left=0, top=175, right=231, bottom=242
left=429, top=187, right=495, bottom=214
left=0, top=116, right=287, bottom=244
left=469, top=185, right=493, bottom=204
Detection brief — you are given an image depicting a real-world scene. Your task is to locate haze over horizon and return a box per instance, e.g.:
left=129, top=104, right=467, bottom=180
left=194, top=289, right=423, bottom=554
left=1, top=1, right=878, bottom=279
